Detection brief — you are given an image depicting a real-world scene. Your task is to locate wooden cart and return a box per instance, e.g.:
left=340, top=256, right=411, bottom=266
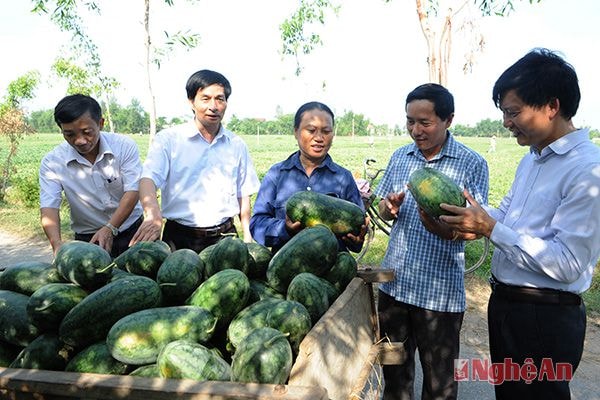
left=0, top=269, right=404, bottom=400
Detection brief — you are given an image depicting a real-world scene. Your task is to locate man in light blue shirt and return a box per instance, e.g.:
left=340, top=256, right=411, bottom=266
left=375, top=83, right=489, bottom=400
left=442, top=48, right=600, bottom=399
left=131, top=70, right=259, bottom=252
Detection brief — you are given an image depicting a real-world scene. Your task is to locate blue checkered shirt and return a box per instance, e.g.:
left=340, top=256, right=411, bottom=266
left=374, top=133, right=489, bottom=312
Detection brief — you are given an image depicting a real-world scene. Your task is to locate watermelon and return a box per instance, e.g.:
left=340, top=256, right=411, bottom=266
left=65, top=342, right=129, bottom=375
left=156, top=248, right=204, bottom=305
left=266, top=225, right=338, bottom=293
left=246, top=242, right=272, bottom=279
left=53, top=240, right=112, bottom=289
left=205, top=236, right=250, bottom=277
left=286, top=273, right=330, bottom=325
left=107, top=305, right=217, bottom=365
left=113, top=240, right=171, bottom=278
left=59, top=275, right=162, bottom=348
left=265, top=300, right=312, bottom=355
left=0, top=290, right=40, bottom=346
left=157, top=340, right=231, bottom=381
left=407, top=167, right=466, bottom=218
left=186, top=269, right=250, bottom=329
left=324, top=252, right=358, bottom=292
left=0, top=261, right=64, bottom=295
left=231, top=327, right=293, bottom=384
left=129, top=363, right=161, bottom=377
left=286, top=190, right=365, bottom=236
left=9, top=333, right=72, bottom=371
left=248, top=280, right=285, bottom=303
left=27, top=283, right=88, bottom=331
left=227, top=298, right=283, bottom=351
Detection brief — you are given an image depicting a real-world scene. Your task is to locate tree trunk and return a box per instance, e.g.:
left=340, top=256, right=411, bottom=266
left=103, top=92, right=115, bottom=132
left=144, top=0, right=157, bottom=142
left=416, top=0, right=440, bottom=84
left=438, top=11, right=453, bottom=86
left=415, top=0, right=465, bottom=86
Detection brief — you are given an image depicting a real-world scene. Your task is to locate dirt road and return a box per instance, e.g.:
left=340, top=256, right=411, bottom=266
left=1, top=230, right=598, bottom=399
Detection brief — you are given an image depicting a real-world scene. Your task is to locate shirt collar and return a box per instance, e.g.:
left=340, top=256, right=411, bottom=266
left=406, top=131, right=459, bottom=160
left=536, top=128, right=590, bottom=160
left=186, top=121, right=231, bottom=144
left=65, top=132, right=112, bottom=166
left=281, top=151, right=337, bottom=173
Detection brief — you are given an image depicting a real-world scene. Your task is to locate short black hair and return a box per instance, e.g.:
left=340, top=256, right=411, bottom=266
left=493, top=48, right=580, bottom=120
left=186, top=69, right=232, bottom=100
left=293, top=101, right=335, bottom=130
left=54, top=94, right=102, bottom=127
left=406, top=83, right=454, bottom=121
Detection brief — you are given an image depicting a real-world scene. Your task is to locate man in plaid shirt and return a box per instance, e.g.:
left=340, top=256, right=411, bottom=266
left=375, top=83, right=489, bottom=400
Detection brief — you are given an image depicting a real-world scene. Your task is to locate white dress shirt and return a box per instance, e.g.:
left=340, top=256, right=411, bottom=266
left=487, top=128, right=600, bottom=293
left=142, top=122, right=260, bottom=227
left=40, top=132, right=143, bottom=234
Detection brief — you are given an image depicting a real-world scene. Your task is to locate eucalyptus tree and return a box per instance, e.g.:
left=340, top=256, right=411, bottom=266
left=280, top=0, right=542, bottom=85
left=31, top=0, right=199, bottom=141
left=51, top=57, right=119, bottom=132
left=32, top=1, right=119, bottom=131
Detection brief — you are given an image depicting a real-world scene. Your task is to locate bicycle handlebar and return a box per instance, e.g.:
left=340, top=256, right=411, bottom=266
left=363, top=158, right=385, bottom=181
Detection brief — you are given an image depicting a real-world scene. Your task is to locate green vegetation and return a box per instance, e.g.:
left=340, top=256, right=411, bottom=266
left=0, top=133, right=598, bottom=312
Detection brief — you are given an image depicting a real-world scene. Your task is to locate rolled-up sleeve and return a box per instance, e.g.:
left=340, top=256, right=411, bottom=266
left=39, top=154, right=63, bottom=209
left=141, top=132, right=170, bottom=190
left=119, top=138, right=142, bottom=192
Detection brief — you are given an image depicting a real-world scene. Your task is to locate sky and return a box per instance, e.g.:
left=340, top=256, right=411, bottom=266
left=1, top=0, right=599, bottom=130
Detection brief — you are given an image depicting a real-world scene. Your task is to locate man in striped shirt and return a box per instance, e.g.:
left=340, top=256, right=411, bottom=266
left=375, top=83, right=489, bottom=400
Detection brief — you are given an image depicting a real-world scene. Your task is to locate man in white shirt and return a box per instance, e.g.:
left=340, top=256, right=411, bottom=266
left=441, top=48, right=600, bottom=399
left=40, top=94, right=143, bottom=257
left=130, top=69, right=260, bottom=252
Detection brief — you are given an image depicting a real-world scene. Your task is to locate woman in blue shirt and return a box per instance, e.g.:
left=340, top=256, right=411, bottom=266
left=250, top=101, right=366, bottom=253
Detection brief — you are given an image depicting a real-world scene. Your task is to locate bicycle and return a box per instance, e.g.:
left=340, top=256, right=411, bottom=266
left=354, top=158, right=391, bottom=264
left=354, top=158, right=489, bottom=274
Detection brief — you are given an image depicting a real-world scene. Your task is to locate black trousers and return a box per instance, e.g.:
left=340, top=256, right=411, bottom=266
left=488, top=290, right=586, bottom=400
left=75, top=217, right=142, bottom=258
left=162, top=218, right=238, bottom=253
left=378, top=290, right=464, bottom=400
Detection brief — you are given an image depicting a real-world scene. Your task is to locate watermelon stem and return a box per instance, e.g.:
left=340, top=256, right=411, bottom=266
left=97, top=261, right=116, bottom=273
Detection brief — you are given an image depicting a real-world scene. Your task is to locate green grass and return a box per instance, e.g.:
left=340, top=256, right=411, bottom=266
left=1, top=133, right=599, bottom=311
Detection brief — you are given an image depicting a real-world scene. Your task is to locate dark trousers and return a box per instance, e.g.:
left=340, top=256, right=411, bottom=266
left=378, top=290, right=464, bottom=400
left=75, top=217, right=142, bottom=258
left=162, top=218, right=238, bottom=253
left=488, top=290, right=586, bottom=400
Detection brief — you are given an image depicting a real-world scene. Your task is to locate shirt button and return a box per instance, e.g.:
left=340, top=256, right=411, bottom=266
left=307, top=187, right=311, bottom=191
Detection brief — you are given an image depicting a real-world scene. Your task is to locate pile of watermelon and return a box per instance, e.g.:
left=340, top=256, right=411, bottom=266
left=0, top=224, right=357, bottom=384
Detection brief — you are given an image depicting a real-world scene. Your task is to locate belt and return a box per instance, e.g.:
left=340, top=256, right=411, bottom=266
left=166, top=218, right=234, bottom=238
left=489, top=275, right=581, bottom=306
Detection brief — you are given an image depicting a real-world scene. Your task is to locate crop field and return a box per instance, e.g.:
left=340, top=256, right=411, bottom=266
left=1, top=132, right=599, bottom=309
left=0, top=132, right=526, bottom=240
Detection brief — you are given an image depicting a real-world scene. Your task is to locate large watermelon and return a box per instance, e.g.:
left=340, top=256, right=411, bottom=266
left=53, top=241, right=112, bottom=290
left=231, top=327, right=293, bottom=384
left=266, top=225, right=338, bottom=293
left=286, top=190, right=365, bottom=236
left=407, top=167, right=466, bottom=218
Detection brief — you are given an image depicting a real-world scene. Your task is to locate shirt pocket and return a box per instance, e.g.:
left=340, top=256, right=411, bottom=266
left=530, top=192, right=560, bottom=213
left=104, top=176, right=124, bottom=199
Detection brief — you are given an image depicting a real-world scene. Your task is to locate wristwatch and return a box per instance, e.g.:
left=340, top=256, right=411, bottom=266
left=105, top=223, right=119, bottom=236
